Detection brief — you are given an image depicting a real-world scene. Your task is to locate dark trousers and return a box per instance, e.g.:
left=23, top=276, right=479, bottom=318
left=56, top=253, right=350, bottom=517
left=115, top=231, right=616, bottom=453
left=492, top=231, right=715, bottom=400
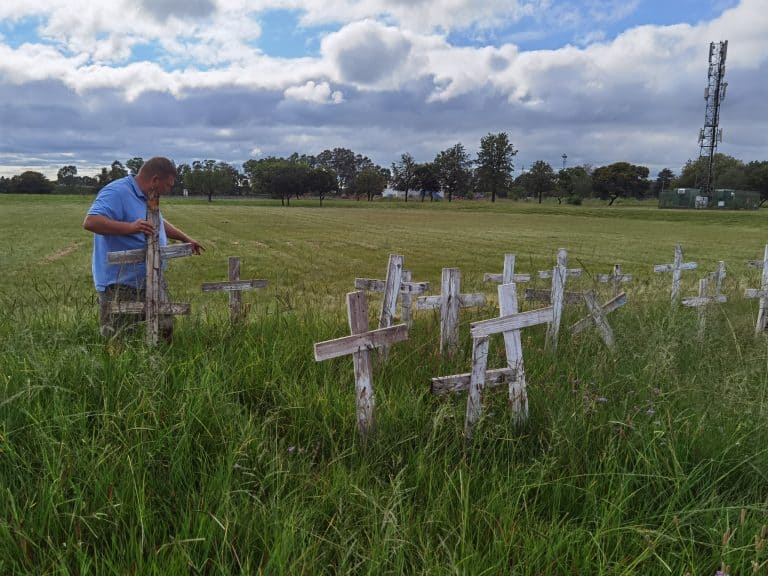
left=99, top=282, right=173, bottom=340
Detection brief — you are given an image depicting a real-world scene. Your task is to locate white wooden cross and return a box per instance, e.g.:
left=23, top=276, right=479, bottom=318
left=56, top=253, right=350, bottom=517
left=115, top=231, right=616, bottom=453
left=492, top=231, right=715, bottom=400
left=597, top=264, right=632, bottom=297
left=432, top=283, right=543, bottom=429
left=706, top=261, right=726, bottom=298
left=415, top=268, right=486, bottom=356
left=683, top=277, right=727, bottom=337
left=464, top=290, right=553, bottom=439
left=201, top=256, right=267, bottom=321
left=527, top=249, right=579, bottom=349
left=106, top=192, right=193, bottom=345
left=354, top=255, right=430, bottom=328
left=313, top=291, right=409, bottom=439
left=570, top=290, right=627, bottom=351
left=483, top=254, right=531, bottom=285
left=653, top=244, right=698, bottom=302
left=744, top=245, right=768, bottom=334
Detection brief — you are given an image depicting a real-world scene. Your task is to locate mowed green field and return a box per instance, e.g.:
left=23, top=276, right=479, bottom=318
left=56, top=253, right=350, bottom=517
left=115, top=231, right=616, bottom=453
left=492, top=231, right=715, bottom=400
left=3, top=194, right=768, bottom=574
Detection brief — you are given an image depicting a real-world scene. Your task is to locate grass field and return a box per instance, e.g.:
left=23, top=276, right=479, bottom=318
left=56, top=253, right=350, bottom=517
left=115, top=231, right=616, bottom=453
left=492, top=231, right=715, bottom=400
left=3, top=194, right=768, bottom=574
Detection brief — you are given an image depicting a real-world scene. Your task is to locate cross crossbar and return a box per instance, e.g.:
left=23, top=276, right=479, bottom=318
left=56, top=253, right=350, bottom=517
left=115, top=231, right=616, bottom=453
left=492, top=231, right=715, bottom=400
left=483, top=254, right=531, bottom=284
left=654, top=244, right=698, bottom=302
left=108, top=243, right=195, bottom=264
left=201, top=257, right=267, bottom=321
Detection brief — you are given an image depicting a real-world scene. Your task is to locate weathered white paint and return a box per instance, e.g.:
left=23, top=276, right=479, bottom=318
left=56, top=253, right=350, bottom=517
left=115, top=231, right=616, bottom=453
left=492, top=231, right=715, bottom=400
left=201, top=257, right=267, bottom=321
left=464, top=335, right=490, bottom=440
left=571, top=292, right=627, bottom=335
left=498, top=283, right=528, bottom=423
left=483, top=254, right=531, bottom=284
left=597, top=264, right=632, bottom=297
left=744, top=245, right=768, bottom=334
left=653, top=244, right=698, bottom=302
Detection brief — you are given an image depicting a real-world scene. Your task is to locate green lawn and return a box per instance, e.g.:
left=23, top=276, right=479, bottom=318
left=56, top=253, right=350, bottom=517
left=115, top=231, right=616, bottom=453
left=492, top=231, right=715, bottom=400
left=2, top=194, right=768, bottom=574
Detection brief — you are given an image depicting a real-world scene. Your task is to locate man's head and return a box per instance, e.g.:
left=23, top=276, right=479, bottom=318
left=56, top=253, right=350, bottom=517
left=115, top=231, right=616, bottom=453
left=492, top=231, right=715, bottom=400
left=136, top=157, right=177, bottom=196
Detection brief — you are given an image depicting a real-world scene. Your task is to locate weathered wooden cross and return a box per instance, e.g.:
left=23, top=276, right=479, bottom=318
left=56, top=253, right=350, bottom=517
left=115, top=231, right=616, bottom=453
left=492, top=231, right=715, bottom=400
left=653, top=244, right=698, bottom=302
left=683, top=277, right=727, bottom=337
left=354, top=255, right=430, bottom=328
left=483, top=254, right=531, bottom=286
left=106, top=191, right=193, bottom=345
left=597, top=264, right=632, bottom=297
left=745, top=245, right=768, bottom=334
left=570, top=290, right=627, bottom=351
left=201, top=256, right=268, bottom=321
left=415, top=268, right=486, bottom=356
left=525, top=249, right=580, bottom=348
left=432, top=283, right=546, bottom=431
left=313, top=291, right=408, bottom=439
left=706, top=260, right=726, bottom=298
left=463, top=286, right=553, bottom=439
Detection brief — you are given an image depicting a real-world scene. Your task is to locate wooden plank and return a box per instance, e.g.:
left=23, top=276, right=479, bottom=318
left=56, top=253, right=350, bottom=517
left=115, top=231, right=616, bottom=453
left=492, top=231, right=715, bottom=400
left=108, top=243, right=194, bottom=264
left=571, top=292, right=626, bottom=334
left=652, top=262, right=698, bottom=273
left=464, top=336, right=489, bottom=441
left=441, top=268, right=461, bottom=356
left=538, top=268, right=582, bottom=279
left=379, top=254, right=403, bottom=330
left=313, top=323, right=409, bottom=361
left=745, top=289, right=768, bottom=299
left=758, top=245, right=768, bottom=334
left=401, top=270, right=413, bottom=327
left=145, top=199, right=161, bottom=346
left=748, top=260, right=764, bottom=269
left=415, top=293, right=485, bottom=310
left=108, top=302, right=191, bottom=315
left=470, top=307, right=554, bottom=338
left=347, top=291, right=375, bottom=439
left=682, top=295, right=728, bottom=306
left=201, top=279, right=268, bottom=292
left=431, top=367, right=514, bottom=395
left=354, top=278, right=430, bottom=294
left=484, top=273, right=531, bottom=283
left=583, top=289, right=615, bottom=351
left=524, top=288, right=585, bottom=304
left=546, top=248, right=567, bottom=349
left=499, top=282, right=527, bottom=422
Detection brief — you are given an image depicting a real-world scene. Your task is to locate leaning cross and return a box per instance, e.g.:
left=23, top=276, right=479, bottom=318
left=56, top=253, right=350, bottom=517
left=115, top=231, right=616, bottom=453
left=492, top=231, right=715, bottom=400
left=463, top=295, right=554, bottom=439
left=415, top=267, right=486, bottom=356
left=106, top=191, right=193, bottom=345
left=528, top=249, right=580, bottom=349
left=570, top=290, right=627, bottom=351
left=597, top=264, right=632, bottom=297
left=201, top=256, right=268, bottom=321
left=354, top=255, right=430, bottom=328
left=313, top=291, right=408, bottom=439
left=483, top=254, right=532, bottom=285
left=654, top=244, right=698, bottom=302
left=683, top=277, right=727, bottom=337
left=744, top=245, right=768, bottom=334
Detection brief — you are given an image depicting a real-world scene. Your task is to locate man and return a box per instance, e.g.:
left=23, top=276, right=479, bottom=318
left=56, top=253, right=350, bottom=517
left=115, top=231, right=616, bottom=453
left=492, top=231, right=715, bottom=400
left=83, top=157, right=203, bottom=338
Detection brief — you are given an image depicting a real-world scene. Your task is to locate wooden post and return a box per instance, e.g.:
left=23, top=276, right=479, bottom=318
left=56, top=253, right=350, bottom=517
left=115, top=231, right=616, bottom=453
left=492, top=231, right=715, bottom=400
left=498, top=283, right=527, bottom=423
left=483, top=254, right=531, bottom=285
left=547, top=248, right=570, bottom=350
left=201, top=257, right=268, bottom=321
left=313, top=291, right=409, bottom=439
left=654, top=244, right=698, bottom=302
left=744, top=246, right=768, bottom=334
left=400, top=269, right=413, bottom=327
left=707, top=261, right=726, bottom=298
left=378, top=254, right=403, bottom=329
left=683, top=277, right=726, bottom=338
left=415, top=268, right=486, bottom=356
left=597, top=264, right=632, bottom=297
left=355, top=258, right=430, bottom=328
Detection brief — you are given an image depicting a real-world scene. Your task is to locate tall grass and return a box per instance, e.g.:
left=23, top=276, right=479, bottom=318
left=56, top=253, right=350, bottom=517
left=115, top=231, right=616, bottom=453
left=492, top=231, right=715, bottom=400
left=3, top=195, right=768, bottom=573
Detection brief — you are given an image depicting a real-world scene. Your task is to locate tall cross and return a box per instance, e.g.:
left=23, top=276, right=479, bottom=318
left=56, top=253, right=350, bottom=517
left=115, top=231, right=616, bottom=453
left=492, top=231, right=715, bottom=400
left=706, top=260, right=726, bottom=298
left=530, top=249, right=580, bottom=349
left=597, top=264, right=632, bottom=297
left=313, top=291, right=408, bottom=439
left=744, top=245, right=768, bottom=334
left=683, top=277, right=726, bottom=337
left=653, top=244, right=698, bottom=302
left=106, top=192, right=193, bottom=345
left=201, top=257, right=267, bottom=321
left=483, top=254, right=531, bottom=285
left=415, top=268, right=486, bottom=356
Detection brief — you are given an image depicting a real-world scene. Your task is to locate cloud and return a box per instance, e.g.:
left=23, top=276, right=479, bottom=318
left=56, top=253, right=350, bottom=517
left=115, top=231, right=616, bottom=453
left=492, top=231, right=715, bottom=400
left=284, top=80, right=343, bottom=104
left=138, top=0, right=216, bottom=21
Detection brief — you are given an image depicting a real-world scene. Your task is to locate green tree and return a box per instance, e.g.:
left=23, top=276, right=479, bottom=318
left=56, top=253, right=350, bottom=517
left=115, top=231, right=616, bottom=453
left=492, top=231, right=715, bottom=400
left=592, top=162, right=649, bottom=206
left=523, top=160, right=556, bottom=204
left=126, top=157, right=144, bottom=176
left=349, top=167, right=387, bottom=201
left=475, top=132, right=517, bottom=202
left=414, top=162, right=440, bottom=202
left=744, top=161, right=768, bottom=206
left=185, top=160, right=238, bottom=202
left=652, top=168, right=675, bottom=197
left=674, top=154, right=744, bottom=190
left=10, top=171, right=54, bottom=194
left=57, top=165, right=78, bottom=186
left=306, top=168, right=337, bottom=206
left=391, top=152, right=418, bottom=202
left=434, top=143, right=472, bottom=202
left=556, top=165, right=593, bottom=202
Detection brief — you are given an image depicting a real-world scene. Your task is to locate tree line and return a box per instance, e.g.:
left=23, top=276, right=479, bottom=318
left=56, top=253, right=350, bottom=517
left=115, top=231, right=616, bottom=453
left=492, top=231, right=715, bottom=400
left=3, top=137, right=768, bottom=205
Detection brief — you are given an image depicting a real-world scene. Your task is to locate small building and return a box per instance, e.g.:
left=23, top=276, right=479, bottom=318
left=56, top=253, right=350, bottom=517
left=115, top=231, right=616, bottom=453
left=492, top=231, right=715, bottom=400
left=658, top=187, right=759, bottom=210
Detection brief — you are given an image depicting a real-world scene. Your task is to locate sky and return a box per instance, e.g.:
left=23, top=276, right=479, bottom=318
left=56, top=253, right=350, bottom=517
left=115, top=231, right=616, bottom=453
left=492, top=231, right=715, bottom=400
left=0, top=0, right=765, bottom=180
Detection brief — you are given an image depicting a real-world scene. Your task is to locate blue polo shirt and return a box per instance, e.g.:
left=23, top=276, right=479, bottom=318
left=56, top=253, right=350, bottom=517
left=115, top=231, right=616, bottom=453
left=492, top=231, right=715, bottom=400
left=87, top=176, right=167, bottom=291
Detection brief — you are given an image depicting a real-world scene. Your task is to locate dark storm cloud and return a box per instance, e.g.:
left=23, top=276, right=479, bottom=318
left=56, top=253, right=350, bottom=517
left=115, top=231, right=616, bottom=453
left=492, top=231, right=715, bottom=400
left=138, top=0, right=216, bottom=21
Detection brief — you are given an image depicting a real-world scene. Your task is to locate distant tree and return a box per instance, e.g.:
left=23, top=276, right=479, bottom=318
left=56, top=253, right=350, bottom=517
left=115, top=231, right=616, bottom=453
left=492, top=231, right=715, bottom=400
left=652, top=168, right=675, bottom=197
left=126, top=157, right=144, bottom=176
left=592, top=162, right=649, bottom=206
left=349, top=167, right=387, bottom=201
left=57, top=165, right=78, bottom=186
left=414, top=162, right=441, bottom=202
left=745, top=161, right=768, bottom=206
left=316, top=148, right=359, bottom=192
left=10, top=171, right=54, bottom=194
left=674, top=153, right=744, bottom=190
left=475, top=132, right=517, bottom=202
left=391, top=152, right=418, bottom=202
left=556, top=165, right=593, bottom=202
left=434, top=143, right=472, bottom=202
left=185, top=160, right=238, bottom=202
left=0, top=176, right=9, bottom=193
left=522, top=160, right=556, bottom=204
left=306, top=168, right=337, bottom=206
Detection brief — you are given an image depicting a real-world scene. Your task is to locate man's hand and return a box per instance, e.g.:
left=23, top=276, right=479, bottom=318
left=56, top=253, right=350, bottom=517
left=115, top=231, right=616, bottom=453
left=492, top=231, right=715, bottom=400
left=130, top=219, right=155, bottom=235
left=188, top=238, right=205, bottom=255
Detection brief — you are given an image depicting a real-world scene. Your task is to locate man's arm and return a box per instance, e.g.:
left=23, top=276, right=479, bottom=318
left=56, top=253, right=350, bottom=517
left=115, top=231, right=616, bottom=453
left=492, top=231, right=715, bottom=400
left=83, top=214, right=153, bottom=236
left=164, top=219, right=204, bottom=254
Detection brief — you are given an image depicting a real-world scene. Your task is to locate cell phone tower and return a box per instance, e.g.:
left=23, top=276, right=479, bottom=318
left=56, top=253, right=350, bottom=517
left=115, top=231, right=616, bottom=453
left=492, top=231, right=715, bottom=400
left=697, top=40, right=728, bottom=199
